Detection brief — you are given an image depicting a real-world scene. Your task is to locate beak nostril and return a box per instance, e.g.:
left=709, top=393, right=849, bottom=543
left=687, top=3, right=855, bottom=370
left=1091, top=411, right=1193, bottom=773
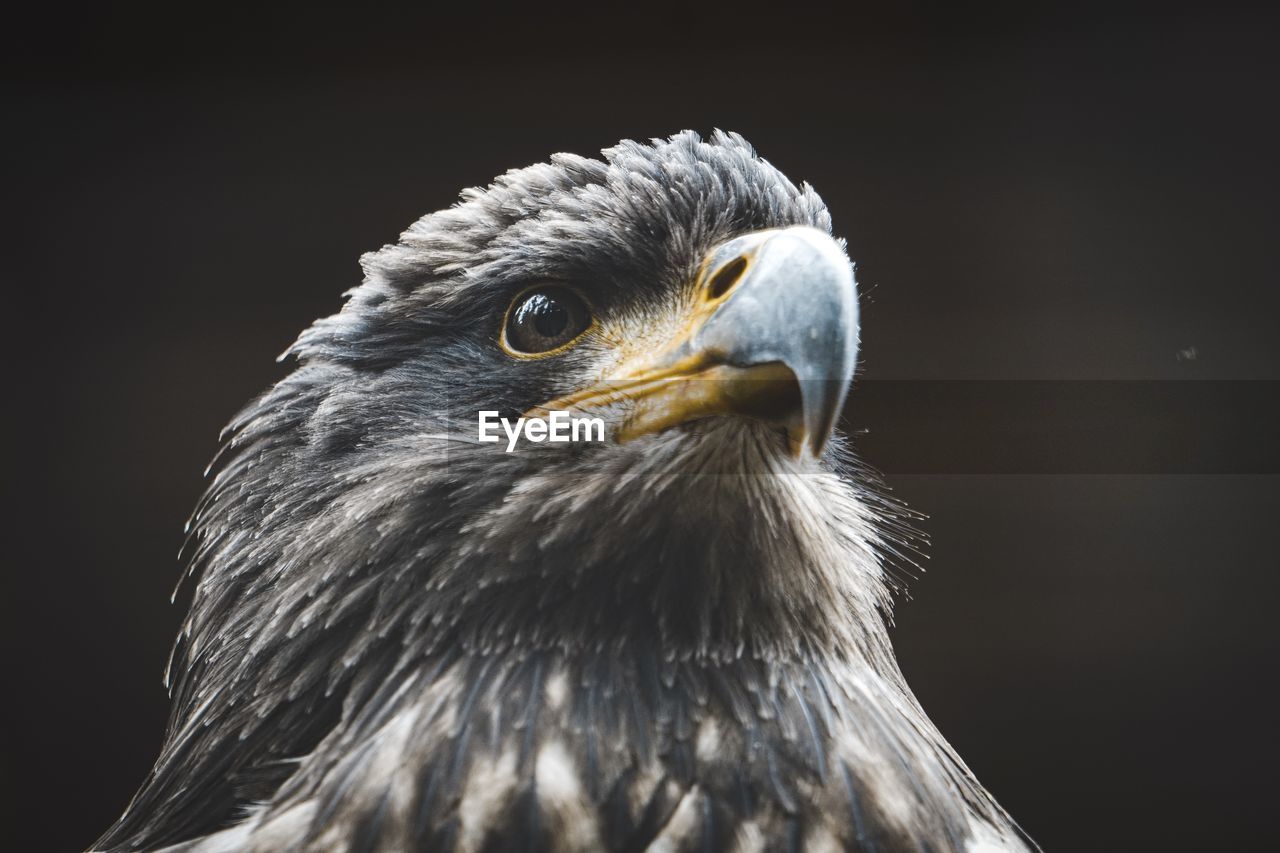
left=705, top=256, right=748, bottom=301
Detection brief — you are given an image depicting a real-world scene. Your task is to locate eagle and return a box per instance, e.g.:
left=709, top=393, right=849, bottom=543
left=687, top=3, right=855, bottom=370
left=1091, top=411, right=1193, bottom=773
left=96, top=131, right=1034, bottom=852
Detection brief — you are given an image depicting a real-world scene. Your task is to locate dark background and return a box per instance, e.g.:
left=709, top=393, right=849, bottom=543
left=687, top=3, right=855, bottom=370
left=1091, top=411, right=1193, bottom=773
left=6, top=3, right=1278, bottom=850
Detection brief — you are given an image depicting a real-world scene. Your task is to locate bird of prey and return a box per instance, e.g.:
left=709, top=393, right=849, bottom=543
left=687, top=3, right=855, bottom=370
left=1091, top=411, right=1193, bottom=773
left=96, top=131, right=1034, bottom=852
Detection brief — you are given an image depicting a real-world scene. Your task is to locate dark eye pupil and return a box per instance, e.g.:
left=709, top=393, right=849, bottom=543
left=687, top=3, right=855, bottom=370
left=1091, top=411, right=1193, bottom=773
left=504, top=286, right=591, bottom=355
left=524, top=294, right=568, bottom=338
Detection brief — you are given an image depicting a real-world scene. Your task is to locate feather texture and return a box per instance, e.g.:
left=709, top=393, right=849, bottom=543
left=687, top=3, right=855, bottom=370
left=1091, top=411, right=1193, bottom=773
left=95, top=132, right=1034, bottom=853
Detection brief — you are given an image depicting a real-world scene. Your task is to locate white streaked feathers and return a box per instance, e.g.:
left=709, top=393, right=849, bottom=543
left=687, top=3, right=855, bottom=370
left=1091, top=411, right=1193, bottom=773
left=534, top=741, right=605, bottom=851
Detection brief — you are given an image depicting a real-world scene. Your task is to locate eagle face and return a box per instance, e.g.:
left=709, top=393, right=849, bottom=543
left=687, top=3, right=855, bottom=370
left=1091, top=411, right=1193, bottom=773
left=98, top=132, right=1032, bottom=853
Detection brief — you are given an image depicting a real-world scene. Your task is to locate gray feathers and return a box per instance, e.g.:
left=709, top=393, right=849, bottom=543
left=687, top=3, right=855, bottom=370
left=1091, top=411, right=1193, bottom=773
left=97, top=131, right=1032, bottom=852
left=165, top=651, right=1002, bottom=853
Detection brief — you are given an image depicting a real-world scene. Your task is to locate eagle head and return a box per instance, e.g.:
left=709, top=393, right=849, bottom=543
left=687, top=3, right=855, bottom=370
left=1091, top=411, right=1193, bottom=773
left=98, top=131, right=1031, bottom=853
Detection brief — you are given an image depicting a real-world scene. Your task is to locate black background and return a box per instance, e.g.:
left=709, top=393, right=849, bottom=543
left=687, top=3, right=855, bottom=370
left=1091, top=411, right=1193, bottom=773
left=6, top=3, right=1279, bottom=850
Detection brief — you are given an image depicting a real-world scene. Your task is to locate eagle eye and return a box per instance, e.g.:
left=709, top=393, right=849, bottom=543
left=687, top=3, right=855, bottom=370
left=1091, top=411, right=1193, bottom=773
left=501, top=286, right=593, bottom=356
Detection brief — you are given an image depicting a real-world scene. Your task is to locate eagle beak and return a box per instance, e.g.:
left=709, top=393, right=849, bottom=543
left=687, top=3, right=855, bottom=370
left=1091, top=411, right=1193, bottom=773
left=534, top=226, right=858, bottom=458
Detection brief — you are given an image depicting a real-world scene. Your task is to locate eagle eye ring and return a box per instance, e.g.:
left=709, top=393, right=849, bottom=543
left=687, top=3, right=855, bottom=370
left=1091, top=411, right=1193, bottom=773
left=500, top=285, right=595, bottom=357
